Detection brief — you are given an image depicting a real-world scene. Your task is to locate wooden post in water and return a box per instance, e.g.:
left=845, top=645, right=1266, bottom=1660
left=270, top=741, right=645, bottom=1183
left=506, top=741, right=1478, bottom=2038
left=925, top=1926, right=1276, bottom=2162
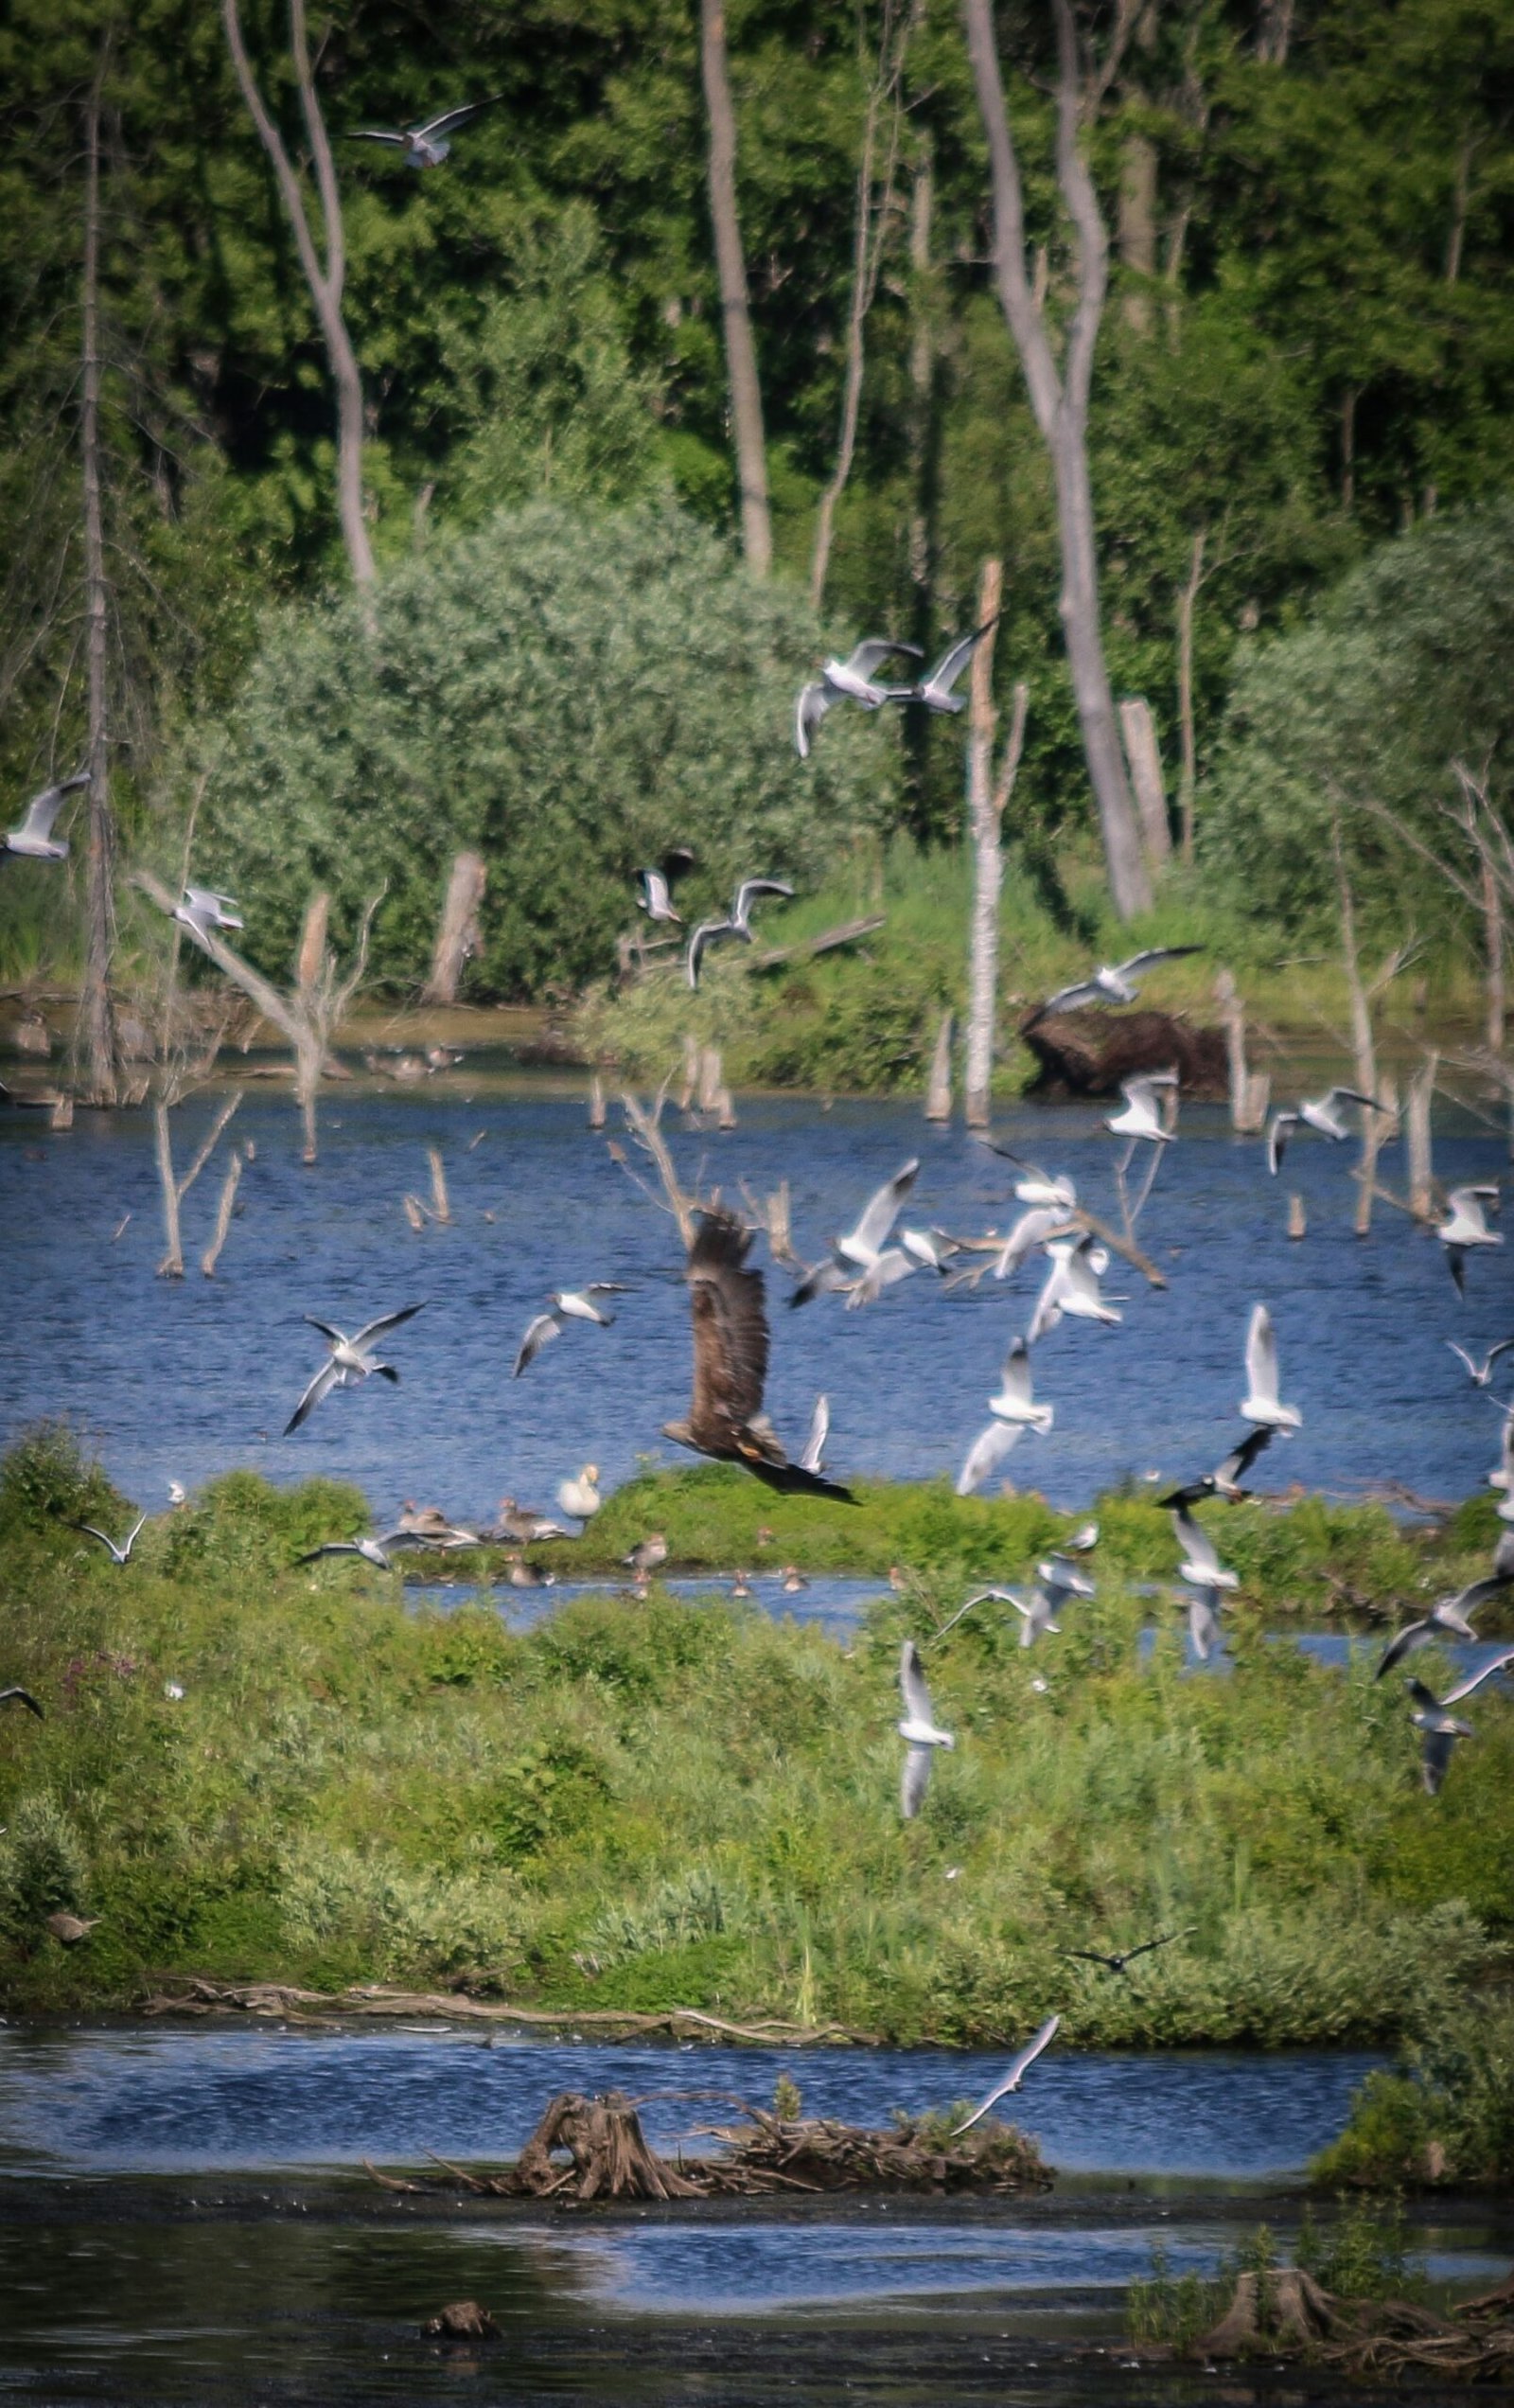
left=1405, top=1053, right=1437, bottom=1220
left=588, top=1073, right=606, bottom=1130
left=698, top=1045, right=723, bottom=1115
left=1118, top=697, right=1171, bottom=869
left=678, top=1033, right=699, bottom=1112
left=1354, top=1077, right=1399, bottom=1237
left=925, top=1009, right=953, bottom=1123
left=201, top=1148, right=243, bottom=1276
left=1287, top=1192, right=1306, bottom=1240
left=1214, top=970, right=1269, bottom=1134
left=427, top=1145, right=451, bottom=1225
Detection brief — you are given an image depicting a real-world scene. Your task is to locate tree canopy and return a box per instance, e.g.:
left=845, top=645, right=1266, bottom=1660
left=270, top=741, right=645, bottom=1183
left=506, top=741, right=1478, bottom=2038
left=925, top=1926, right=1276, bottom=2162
left=199, top=501, right=894, bottom=994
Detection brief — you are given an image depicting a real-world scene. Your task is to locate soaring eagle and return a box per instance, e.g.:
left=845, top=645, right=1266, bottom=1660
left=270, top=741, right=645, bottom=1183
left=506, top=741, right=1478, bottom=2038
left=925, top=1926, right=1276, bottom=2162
left=662, top=1211, right=855, bottom=1501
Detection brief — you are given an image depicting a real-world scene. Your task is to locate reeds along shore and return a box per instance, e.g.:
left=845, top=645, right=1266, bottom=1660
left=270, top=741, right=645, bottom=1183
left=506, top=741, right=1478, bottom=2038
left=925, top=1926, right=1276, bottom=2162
left=0, top=1430, right=1510, bottom=2077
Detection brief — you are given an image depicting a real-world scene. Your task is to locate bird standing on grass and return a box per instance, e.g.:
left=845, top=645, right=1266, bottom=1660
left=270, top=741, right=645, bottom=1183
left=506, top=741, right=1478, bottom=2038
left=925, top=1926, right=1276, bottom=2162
left=556, top=1466, right=602, bottom=1523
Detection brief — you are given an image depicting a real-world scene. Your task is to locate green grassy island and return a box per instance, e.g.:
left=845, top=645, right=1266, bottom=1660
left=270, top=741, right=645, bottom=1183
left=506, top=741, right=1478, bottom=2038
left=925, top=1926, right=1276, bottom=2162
left=2, top=1425, right=1510, bottom=2163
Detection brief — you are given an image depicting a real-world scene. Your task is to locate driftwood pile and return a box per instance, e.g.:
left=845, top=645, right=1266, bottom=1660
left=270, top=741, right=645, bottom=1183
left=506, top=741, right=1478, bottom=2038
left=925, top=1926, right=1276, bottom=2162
left=365, top=2088, right=1050, bottom=2204
left=1195, top=2264, right=1514, bottom=2380
left=1019, top=1007, right=1227, bottom=1100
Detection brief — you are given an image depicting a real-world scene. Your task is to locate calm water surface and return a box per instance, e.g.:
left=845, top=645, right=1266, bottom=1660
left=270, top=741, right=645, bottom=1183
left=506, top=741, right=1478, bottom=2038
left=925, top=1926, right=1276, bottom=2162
left=0, top=2025, right=1382, bottom=2180
left=2, top=1080, right=1511, bottom=1525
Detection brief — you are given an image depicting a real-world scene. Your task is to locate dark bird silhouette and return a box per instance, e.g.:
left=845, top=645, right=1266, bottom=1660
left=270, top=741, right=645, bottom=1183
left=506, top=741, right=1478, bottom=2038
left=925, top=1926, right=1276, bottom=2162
left=662, top=1211, right=855, bottom=1499
left=1158, top=1426, right=1276, bottom=1510
left=0, top=1687, right=44, bottom=1718
left=1061, top=1928, right=1195, bottom=1975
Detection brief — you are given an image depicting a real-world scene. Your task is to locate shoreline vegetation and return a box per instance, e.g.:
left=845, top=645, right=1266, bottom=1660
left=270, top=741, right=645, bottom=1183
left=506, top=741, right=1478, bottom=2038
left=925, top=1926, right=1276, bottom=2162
left=2, top=1427, right=1511, bottom=2187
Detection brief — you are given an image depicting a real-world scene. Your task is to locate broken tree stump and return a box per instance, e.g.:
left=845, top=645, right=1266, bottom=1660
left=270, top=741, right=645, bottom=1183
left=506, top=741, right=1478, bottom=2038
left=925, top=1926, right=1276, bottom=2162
left=1019, top=1009, right=1226, bottom=1101
left=513, top=2091, right=702, bottom=2202
left=421, top=853, right=486, bottom=1006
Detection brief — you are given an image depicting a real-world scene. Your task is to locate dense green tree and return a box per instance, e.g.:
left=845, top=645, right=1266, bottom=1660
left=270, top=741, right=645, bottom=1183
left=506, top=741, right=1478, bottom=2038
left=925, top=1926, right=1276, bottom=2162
left=1200, top=505, right=1514, bottom=944
left=198, top=501, right=898, bottom=995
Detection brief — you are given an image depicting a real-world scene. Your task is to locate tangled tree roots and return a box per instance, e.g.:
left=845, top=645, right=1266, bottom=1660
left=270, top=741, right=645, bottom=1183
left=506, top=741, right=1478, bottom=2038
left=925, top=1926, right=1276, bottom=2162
left=1019, top=1008, right=1227, bottom=1100
left=365, top=2091, right=1051, bottom=2203
left=1195, top=2264, right=1514, bottom=2378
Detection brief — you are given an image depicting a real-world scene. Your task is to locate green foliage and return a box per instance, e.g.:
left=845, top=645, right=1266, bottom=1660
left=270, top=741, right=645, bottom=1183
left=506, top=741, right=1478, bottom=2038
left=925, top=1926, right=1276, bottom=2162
left=445, top=204, right=665, bottom=522
left=0, top=1422, right=122, bottom=1535
left=1296, top=2198, right=1424, bottom=2301
left=0, top=1793, right=88, bottom=1944
left=1312, top=1995, right=1514, bottom=2189
left=2, top=1434, right=1512, bottom=2038
left=200, top=501, right=895, bottom=997
left=1202, top=506, right=1514, bottom=940
left=1126, top=2241, right=1232, bottom=2348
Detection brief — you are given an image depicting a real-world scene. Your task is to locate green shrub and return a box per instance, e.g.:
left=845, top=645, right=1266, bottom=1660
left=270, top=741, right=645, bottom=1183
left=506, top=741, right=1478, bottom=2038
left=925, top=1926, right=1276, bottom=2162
left=0, top=1793, right=88, bottom=1942
left=1312, top=1995, right=1514, bottom=2188
left=200, top=502, right=895, bottom=997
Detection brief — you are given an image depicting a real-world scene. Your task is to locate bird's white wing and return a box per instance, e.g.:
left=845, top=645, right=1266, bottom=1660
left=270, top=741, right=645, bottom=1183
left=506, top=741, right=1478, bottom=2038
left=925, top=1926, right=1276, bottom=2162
left=845, top=1248, right=913, bottom=1309
left=923, top=622, right=993, bottom=699
left=1245, top=1303, right=1279, bottom=1407
left=284, top=1357, right=341, bottom=1435
left=513, top=1312, right=563, bottom=1378
left=1214, top=1426, right=1275, bottom=1488
left=345, top=128, right=409, bottom=145
left=1175, top=1507, right=1222, bottom=1577
left=800, top=1393, right=830, bottom=1475
left=414, top=97, right=502, bottom=141
left=957, top=1419, right=1022, bottom=1496
left=899, top=1638, right=935, bottom=1726
left=1324, top=1087, right=1386, bottom=1112
left=1446, top=1342, right=1478, bottom=1378
left=849, top=1159, right=920, bottom=1260
left=995, top=1337, right=1035, bottom=1413
left=1114, top=947, right=1203, bottom=979
left=21, top=773, right=87, bottom=839
left=351, top=1301, right=427, bottom=1349
left=686, top=919, right=732, bottom=988
left=1267, top=1113, right=1299, bottom=1177
left=846, top=638, right=922, bottom=679
left=1034, top=979, right=1103, bottom=1018
left=733, top=877, right=794, bottom=923
left=795, top=682, right=832, bottom=757
left=1375, top=1619, right=1434, bottom=1679
left=950, top=2015, right=1060, bottom=2134
left=1442, top=1646, right=1514, bottom=1705
left=1026, top=1263, right=1067, bottom=1347
left=995, top=1207, right=1069, bottom=1279
left=1188, top=1589, right=1222, bottom=1659
left=901, top=1744, right=933, bottom=1818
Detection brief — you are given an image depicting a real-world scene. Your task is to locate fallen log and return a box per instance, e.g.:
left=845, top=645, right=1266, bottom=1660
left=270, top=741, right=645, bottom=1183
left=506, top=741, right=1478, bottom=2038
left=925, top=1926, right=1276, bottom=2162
left=748, top=913, right=886, bottom=970
left=138, top=1975, right=873, bottom=2044
left=1019, top=1007, right=1227, bottom=1101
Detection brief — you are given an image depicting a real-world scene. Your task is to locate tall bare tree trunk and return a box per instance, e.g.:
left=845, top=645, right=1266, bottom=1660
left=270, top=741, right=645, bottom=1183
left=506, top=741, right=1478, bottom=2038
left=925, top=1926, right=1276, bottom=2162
left=1118, top=697, right=1171, bottom=868
left=1484, top=854, right=1505, bottom=1054
left=1175, top=525, right=1206, bottom=860
left=700, top=0, right=770, bottom=579
left=79, top=62, right=116, bottom=1105
left=154, top=1101, right=184, bottom=1277
left=961, top=0, right=1151, bottom=920
left=422, top=853, right=486, bottom=1006
left=962, top=564, right=1031, bottom=1131
left=907, top=152, right=936, bottom=609
left=222, top=0, right=375, bottom=588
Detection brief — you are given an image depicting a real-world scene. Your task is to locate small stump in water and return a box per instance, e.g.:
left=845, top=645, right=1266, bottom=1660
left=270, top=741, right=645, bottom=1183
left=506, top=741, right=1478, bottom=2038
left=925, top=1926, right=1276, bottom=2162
left=513, top=2090, right=703, bottom=2201
left=422, top=2301, right=498, bottom=2339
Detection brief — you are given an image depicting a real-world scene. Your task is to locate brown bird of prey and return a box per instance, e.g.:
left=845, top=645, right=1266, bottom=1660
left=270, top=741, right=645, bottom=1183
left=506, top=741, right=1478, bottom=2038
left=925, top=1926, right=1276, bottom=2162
left=662, top=1211, right=856, bottom=1500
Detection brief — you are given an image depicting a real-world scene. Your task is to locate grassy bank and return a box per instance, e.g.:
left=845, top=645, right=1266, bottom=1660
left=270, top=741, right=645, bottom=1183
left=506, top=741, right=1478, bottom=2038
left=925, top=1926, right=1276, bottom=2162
left=0, top=1433, right=1510, bottom=2043
left=574, top=840, right=1490, bottom=1096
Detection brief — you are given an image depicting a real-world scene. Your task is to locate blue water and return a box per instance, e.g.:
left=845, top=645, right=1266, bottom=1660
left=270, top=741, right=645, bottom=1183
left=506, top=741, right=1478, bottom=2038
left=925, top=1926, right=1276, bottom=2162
left=0, top=2025, right=1382, bottom=2180
left=414, top=1570, right=887, bottom=1635
left=3, top=1081, right=1509, bottom=1531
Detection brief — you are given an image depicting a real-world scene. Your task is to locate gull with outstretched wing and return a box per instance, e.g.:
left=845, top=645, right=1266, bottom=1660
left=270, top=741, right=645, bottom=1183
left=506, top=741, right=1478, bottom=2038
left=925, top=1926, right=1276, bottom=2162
left=285, top=1301, right=426, bottom=1436
left=949, top=2016, right=1060, bottom=2134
